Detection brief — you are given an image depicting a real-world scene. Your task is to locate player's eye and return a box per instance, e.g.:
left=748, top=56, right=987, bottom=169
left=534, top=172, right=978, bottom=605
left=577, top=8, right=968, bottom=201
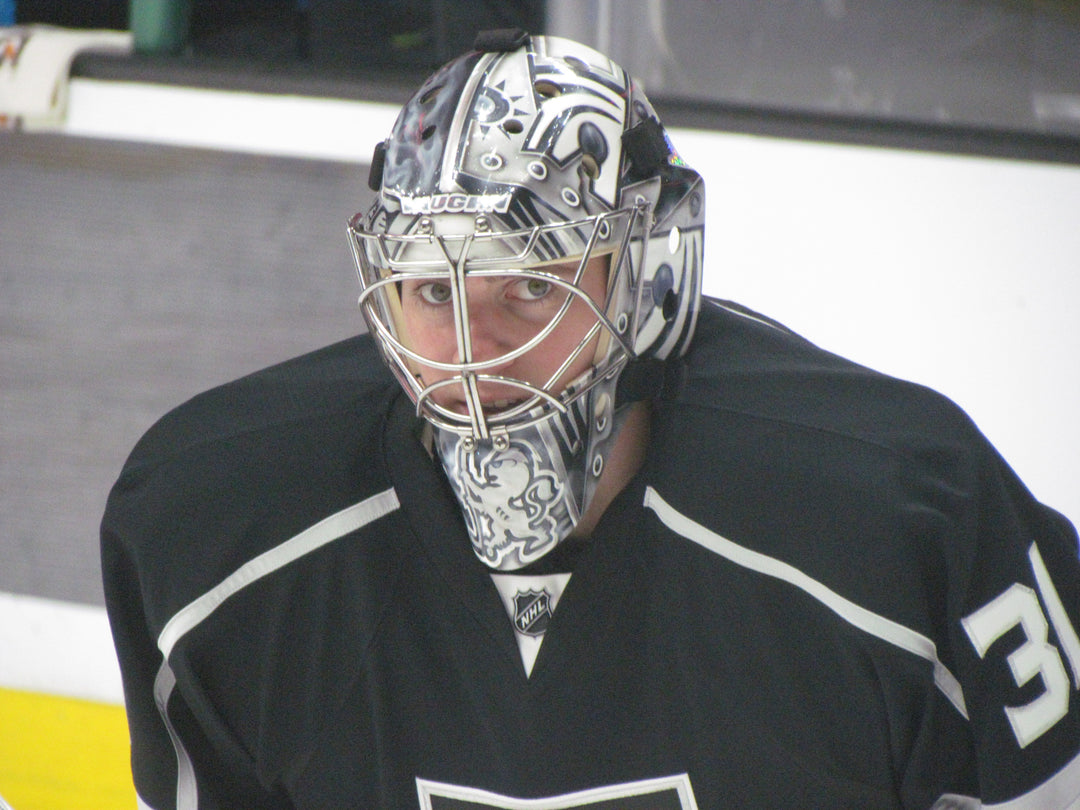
left=417, top=281, right=453, bottom=305
left=511, top=277, right=553, bottom=301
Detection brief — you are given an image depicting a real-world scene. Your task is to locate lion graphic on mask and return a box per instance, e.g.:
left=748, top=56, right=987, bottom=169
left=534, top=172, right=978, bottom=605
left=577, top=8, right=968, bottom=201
left=454, top=440, right=572, bottom=569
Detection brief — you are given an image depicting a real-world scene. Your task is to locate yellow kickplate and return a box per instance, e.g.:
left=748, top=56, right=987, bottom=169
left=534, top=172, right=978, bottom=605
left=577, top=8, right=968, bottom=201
left=0, top=687, right=135, bottom=810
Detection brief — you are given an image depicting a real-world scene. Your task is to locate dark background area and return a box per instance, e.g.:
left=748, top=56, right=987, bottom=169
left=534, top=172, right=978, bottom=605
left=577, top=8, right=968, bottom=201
left=12, top=0, right=1080, bottom=161
left=14, top=0, right=544, bottom=74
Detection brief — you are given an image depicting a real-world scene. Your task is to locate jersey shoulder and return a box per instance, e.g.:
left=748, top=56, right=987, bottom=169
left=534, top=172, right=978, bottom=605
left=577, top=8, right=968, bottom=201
left=120, top=333, right=393, bottom=474
left=101, top=334, right=402, bottom=609
left=658, top=299, right=1028, bottom=620
left=683, top=297, right=981, bottom=455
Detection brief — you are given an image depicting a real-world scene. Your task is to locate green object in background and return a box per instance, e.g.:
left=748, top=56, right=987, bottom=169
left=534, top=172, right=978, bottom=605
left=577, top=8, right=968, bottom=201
left=129, top=0, right=192, bottom=55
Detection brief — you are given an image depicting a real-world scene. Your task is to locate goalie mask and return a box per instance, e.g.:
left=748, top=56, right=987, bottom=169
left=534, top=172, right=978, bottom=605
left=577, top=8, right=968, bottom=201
left=348, top=30, right=704, bottom=570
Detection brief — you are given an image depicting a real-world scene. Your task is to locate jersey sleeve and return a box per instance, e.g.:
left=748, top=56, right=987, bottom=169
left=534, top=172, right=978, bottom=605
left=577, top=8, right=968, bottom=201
left=101, top=498, right=293, bottom=810
left=949, top=437, right=1080, bottom=808
left=100, top=517, right=181, bottom=810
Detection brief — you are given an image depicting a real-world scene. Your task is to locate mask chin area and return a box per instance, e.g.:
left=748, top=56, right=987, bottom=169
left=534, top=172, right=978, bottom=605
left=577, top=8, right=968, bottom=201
left=432, top=415, right=584, bottom=571
left=430, top=356, right=628, bottom=571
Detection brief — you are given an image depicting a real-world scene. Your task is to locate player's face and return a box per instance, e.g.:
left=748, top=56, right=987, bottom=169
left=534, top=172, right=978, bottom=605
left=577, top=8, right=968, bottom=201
left=398, top=253, right=609, bottom=416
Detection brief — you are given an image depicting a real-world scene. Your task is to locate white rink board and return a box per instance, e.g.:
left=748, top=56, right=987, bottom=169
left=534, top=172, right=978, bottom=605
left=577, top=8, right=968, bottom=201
left=0, top=591, right=123, bottom=704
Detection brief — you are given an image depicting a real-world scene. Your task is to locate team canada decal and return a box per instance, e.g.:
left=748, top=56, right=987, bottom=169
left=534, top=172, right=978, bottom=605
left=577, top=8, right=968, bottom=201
left=513, top=589, right=553, bottom=637
left=416, top=773, right=699, bottom=809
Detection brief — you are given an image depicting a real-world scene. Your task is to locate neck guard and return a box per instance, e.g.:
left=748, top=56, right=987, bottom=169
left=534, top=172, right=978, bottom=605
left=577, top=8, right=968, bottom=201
left=433, top=374, right=628, bottom=570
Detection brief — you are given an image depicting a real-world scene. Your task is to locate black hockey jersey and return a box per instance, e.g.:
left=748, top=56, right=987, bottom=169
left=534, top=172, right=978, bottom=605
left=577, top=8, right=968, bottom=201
left=101, top=299, right=1080, bottom=809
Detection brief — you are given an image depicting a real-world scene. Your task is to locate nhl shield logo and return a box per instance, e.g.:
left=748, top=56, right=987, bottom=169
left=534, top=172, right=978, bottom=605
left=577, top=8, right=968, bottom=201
left=513, top=589, right=553, bottom=637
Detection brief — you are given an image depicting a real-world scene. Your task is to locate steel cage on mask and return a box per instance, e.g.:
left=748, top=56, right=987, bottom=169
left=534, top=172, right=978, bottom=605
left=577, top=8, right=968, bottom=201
left=348, top=206, right=647, bottom=446
left=346, top=30, right=704, bottom=570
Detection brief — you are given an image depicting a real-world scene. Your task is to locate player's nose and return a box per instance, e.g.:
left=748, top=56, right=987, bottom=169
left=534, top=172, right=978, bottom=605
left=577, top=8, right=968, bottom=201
left=452, top=280, right=516, bottom=368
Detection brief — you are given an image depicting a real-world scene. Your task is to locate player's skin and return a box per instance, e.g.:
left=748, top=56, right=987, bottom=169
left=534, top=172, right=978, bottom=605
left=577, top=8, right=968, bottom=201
left=398, top=251, right=650, bottom=537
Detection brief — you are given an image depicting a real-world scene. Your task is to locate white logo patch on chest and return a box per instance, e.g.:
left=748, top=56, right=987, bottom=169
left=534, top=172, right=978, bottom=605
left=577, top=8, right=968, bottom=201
left=416, top=772, right=699, bottom=809
left=490, top=572, right=572, bottom=676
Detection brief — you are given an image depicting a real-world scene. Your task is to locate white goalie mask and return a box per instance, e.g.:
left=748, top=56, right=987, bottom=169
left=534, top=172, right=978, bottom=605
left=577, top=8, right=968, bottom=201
left=348, top=30, right=704, bottom=570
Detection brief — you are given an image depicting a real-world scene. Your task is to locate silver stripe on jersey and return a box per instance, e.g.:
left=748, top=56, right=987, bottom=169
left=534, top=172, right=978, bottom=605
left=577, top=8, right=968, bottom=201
left=157, top=488, right=400, bottom=658
left=152, top=661, right=197, bottom=810
left=150, top=488, right=401, bottom=809
left=642, top=485, right=969, bottom=719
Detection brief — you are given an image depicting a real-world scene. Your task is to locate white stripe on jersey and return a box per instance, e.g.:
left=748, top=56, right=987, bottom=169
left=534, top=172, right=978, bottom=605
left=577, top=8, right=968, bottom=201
left=642, top=486, right=969, bottom=719
left=150, top=488, right=401, bottom=810
left=157, top=487, right=400, bottom=658
left=153, top=661, right=197, bottom=810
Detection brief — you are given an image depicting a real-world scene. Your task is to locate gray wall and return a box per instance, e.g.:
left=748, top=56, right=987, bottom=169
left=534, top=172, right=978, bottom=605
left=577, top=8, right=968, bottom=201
left=547, top=0, right=1080, bottom=139
left=0, top=134, right=371, bottom=605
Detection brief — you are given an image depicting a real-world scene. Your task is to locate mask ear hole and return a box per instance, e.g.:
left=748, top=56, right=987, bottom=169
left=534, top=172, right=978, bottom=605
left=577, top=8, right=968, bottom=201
left=662, top=289, right=678, bottom=320
left=534, top=80, right=562, bottom=98
left=581, top=154, right=600, bottom=179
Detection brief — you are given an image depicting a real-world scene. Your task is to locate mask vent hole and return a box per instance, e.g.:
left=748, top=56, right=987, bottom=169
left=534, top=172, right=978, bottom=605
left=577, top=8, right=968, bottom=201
left=581, top=154, right=600, bottom=179
left=503, top=119, right=524, bottom=134
left=535, top=80, right=562, bottom=98
left=565, top=56, right=589, bottom=73
left=421, top=124, right=438, bottom=141
left=419, top=85, right=442, bottom=106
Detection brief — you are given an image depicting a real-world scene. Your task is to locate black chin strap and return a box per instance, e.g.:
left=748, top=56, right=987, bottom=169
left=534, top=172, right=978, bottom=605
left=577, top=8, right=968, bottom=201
left=473, top=28, right=530, bottom=52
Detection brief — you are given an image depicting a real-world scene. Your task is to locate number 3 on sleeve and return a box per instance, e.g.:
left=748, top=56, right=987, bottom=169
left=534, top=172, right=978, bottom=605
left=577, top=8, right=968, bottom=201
left=962, top=543, right=1080, bottom=749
